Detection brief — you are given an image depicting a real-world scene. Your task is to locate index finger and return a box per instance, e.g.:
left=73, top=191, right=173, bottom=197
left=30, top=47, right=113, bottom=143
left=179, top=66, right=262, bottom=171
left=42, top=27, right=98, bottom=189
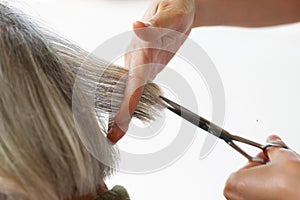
left=107, top=24, right=167, bottom=144
left=106, top=72, right=146, bottom=144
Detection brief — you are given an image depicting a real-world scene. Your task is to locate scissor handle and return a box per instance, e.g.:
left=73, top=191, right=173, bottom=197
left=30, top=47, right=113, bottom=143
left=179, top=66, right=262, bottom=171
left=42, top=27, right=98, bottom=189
left=261, top=143, right=290, bottom=160
left=227, top=140, right=265, bottom=163
left=227, top=139, right=289, bottom=163
left=262, top=143, right=289, bottom=149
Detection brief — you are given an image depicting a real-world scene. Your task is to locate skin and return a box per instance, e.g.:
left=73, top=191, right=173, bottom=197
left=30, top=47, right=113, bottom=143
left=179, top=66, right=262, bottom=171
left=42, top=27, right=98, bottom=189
left=107, top=0, right=300, bottom=199
left=194, top=0, right=300, bottom=27
left=107, top=0, right=300, bottom=142
left=224, top=135, right=300, bottom=200
left=107, top=0, right=196, bottom=143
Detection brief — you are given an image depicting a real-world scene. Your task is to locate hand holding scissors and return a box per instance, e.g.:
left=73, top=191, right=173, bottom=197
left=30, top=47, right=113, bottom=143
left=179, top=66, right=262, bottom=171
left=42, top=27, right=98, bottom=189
left=160, top=96, right=300, bottom=199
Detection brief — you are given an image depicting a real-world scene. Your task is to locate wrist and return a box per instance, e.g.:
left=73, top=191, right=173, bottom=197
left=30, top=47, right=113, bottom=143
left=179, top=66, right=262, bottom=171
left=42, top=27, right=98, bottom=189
left=192, top=0, right=221, bottom=27
left=192, top=0, right=202, bottom=28
left=193, top=0, right=211, bottom=27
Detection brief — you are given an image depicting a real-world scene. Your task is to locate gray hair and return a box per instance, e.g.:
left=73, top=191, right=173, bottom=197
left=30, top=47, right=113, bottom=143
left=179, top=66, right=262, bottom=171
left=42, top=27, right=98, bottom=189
left=0, top=3, right=164, bottom=200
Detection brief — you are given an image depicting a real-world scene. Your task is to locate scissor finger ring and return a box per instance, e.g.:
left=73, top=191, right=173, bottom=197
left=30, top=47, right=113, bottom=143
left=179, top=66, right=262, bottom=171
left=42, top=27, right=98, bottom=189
left=263, top=143, right=289, bottom=150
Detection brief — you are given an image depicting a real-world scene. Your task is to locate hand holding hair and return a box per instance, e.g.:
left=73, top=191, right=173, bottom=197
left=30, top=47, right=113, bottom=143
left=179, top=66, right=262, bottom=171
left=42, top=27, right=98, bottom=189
left=224, top=135, right=300, bottom=200
left=107, top=0, right=197, bottom=143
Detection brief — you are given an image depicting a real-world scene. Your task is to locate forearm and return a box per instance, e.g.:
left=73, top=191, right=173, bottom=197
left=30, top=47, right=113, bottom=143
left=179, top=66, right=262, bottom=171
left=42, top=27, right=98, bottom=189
left=193, top=0, right=300, bottom=27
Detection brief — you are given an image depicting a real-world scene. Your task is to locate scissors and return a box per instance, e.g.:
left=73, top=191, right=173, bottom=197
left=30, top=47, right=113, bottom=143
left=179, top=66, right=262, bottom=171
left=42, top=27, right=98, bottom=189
left=160, top=96, right=289, bottom=163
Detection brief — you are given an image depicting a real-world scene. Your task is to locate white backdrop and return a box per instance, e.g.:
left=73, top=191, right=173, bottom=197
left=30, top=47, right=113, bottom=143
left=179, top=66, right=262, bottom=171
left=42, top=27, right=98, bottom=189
left=7, top=0, right=300, bottom=199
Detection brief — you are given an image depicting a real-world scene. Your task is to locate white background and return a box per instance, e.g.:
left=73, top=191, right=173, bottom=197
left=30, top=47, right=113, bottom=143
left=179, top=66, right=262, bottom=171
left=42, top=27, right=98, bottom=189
left=6, top=0, right=300, bottom=199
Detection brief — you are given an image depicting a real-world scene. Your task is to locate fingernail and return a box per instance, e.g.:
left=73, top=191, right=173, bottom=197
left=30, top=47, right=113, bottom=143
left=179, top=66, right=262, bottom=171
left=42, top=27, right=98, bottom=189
left=106, top=123, right=125, bottom=144
left=139, top=20, right=153, bottom=27
left=266, top=134, right=281, bottom=143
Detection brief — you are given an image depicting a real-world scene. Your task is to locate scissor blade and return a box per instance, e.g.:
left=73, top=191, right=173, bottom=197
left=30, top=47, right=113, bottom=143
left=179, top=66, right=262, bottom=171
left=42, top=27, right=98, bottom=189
left=160, top=96, right=230, bottom=141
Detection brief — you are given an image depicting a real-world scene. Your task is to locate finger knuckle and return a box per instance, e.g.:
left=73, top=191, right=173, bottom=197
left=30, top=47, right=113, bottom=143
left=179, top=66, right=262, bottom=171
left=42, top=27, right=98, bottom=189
left=159, top=1, right=171, bottom=9
left=223, top=179, right=233, bottom=198
left=172, top=9, right=187, bottom=19
left=159, top=1, right=187, bottom=17
left=224, top=172, right=245, bottom=199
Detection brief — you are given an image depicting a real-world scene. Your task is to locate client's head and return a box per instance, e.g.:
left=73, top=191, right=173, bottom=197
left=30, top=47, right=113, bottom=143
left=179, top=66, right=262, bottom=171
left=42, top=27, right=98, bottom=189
left=0, top=3, right=163, bottom=200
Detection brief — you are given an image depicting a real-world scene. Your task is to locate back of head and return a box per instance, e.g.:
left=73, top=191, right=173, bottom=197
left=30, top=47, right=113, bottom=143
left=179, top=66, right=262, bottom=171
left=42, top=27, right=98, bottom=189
left=0, top=3, right=163, bottom=200
left=0, top=3, right=117, bottom=199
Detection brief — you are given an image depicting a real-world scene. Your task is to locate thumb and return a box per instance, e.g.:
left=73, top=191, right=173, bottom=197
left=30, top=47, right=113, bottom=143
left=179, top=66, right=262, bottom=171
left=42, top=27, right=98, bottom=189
left=265, top=135, right=294, bottom=163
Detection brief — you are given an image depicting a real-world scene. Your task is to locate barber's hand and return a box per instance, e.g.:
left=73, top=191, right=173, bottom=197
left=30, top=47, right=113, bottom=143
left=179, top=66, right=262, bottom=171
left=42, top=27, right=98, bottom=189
left=107, top=0, right=197, bottom=143
left=224, top=135, right=300, bottom=200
